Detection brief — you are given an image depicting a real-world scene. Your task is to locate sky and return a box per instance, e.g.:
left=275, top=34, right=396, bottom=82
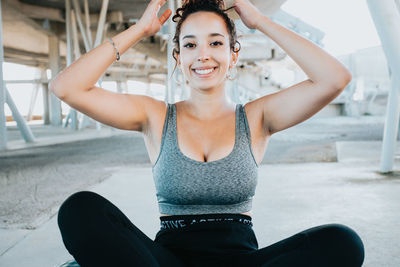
left=280, top=0, right=381, bottom=56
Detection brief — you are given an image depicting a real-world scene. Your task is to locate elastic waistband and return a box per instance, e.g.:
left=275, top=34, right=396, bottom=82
left=159, top=213, right=253, bottom=230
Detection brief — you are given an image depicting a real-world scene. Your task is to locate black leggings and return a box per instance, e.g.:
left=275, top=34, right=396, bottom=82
left=57, top=191, right=364, bottom=267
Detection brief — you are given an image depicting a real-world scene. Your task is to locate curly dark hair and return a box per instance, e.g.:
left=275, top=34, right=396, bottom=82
left=171, top=0, right=241, bottom=67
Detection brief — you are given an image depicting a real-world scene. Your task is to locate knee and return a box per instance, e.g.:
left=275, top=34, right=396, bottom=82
left=309, top=224, right=364, bottom=267
left=57, top=191, right=103, bottom=230
left=330, top=224, right=364, bottom=265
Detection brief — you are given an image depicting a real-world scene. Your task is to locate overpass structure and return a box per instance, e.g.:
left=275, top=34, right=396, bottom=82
left=0, top=0, right=399, bottom=172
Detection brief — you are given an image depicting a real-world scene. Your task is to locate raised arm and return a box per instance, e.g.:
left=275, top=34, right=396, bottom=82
left=49, top=0, right=172, bottom=132
left=234, top=0, right=352, bottom=135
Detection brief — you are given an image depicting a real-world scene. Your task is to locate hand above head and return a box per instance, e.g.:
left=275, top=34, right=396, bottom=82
left=136, top=0, right=172, bottom=38
left=233, top=0, right=264, bottom=30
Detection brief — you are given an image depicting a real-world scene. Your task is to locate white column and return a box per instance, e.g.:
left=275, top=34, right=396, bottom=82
left=27, top=68, right=42, bottom=121
left=5, top=83, right=35, bottom=142
left=380, top=72, right=400, bottom=172
left=146, top=78, right=152, bottom=96
left=94, top=0, right=109, bottom=47
left=366, top=0, right=400, bottom=173
left=116, top=81, right=123, bottom=93
left=232, top=80, right=240, bottom=103
left=83, top=0, right=93, bottom=48
left=122, top=77, right=128, bottom=93
left=64, top=0, right=78, bottom=130
left=0, top=0, right=6, bottom=149
left=166, top=0, right=177, bottom=104
left=93, top=0, right=109, bottom=131
left=72, top=0, right=91, bottom=51
left=0, top=1, right=35, bottom=148
left=48, top=35, right=63, bottom=126
left=42, top=71, right=50, bottom=124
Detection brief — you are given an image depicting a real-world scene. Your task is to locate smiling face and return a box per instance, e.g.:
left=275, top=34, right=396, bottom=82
left=177, top=11, right=237, bottom=92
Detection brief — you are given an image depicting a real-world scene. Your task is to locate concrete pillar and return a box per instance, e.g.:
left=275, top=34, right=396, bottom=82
left=146, top=79, right=152, bottom=96
left=42, top=71, right=50, bottom=124
left=83, top=0, right=93, bottom=48
left=0, top=0, right=7, bottom=149
left=120, top=77, right=128, bottom=94
left=65, top=0, right=73, bottom=66
left=381, top=73, right=400, bottom=170
left=232, top=80, right=240, bottom=103
left=72, top=0, right=91, bottom=51
left=94, top=0, right=109, bottom=47
left=366, top=0, right=400, bottom=173
left=116, top=73, right=128, bottom=94
left=166, top=0, right=177, bottom=104
left=0, top=1, right=35, bottom=148
left=93, top=0, right=109, bottom=131
left=5, top=84, right=35, bottom=142
left=74, top=0, right=108, bottom=131
left=48, top=35, right=63, bottom=126
left=116, top=81, right=123, bottom=93
left=27, top=68, right=42, bottom=121
left=65, top=0, right=78, bottom=130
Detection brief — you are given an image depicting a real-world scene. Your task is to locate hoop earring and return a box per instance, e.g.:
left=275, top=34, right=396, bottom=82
left=173, top=72, right=182, bottom=86
left=173, top=67, right=187, bottom=86
left=227, top=66, right=238, bottom=80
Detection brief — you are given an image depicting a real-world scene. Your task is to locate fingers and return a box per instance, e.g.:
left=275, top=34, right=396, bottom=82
left=157, top=0, right=169, bottom=13
left=153, top=0, right=167, bottom=8
left=159, top=9, right=172, bottom=25
left=148, top=0, right=167, bottom=11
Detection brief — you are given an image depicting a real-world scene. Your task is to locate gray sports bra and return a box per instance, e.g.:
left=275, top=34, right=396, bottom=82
left=152, top=103, right=259, bottom=215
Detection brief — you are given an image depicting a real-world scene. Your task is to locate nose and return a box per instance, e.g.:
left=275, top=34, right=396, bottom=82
left=197, top=44, right=210, bottom=62
left=197, top=55, right=210, bottom=62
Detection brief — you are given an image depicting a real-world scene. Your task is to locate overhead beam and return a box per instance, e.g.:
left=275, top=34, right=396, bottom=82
left=3, top=0, right=56, bottom=36
left=132, top=40, right=167, bottom=65
left=3, top=47, right=52, bottom=64
left=4, top=0, right=64, bottom=22
left=4, top=0, right=124, bottom=25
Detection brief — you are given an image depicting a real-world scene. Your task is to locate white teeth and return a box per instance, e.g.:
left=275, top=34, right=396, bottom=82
left=194, top=68, right=214, bottom=75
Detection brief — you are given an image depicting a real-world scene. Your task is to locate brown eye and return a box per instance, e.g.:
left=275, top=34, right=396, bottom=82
left=183, top=43, right=195, bottom=48
left=211, top=41, right=223, bottom=46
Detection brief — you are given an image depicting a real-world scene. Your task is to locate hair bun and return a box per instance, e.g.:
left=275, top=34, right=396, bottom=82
left=180, top=0, right=226, bottom=10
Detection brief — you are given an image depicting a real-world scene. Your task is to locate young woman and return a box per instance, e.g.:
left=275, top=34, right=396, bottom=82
left=53, top=0, right=365, bottom=266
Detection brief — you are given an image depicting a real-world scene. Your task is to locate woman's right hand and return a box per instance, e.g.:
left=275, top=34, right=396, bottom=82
left=136, top=0, right=172, bottom=38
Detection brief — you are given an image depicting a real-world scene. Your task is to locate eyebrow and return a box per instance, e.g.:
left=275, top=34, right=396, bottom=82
left=182, top=33, right=225, bottom=40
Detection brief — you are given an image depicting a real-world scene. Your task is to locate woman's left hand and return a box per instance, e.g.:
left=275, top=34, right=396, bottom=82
left=233, top=0, right=264, bottom=29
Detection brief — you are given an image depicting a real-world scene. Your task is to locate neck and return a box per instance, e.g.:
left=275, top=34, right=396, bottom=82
left=183, top=84, right=235, bottom=120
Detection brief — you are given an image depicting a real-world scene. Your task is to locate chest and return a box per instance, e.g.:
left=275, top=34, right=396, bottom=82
left=143, top=104, right=269, bottom=166
left=175, top=113, right=236, bottom=163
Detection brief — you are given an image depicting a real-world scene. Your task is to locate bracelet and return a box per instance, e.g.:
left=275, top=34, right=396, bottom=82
left=108, top=37, right=120, bottom=61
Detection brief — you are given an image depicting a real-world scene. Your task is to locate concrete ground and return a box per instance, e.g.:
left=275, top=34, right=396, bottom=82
left=0, top=115, right=399, bottom=266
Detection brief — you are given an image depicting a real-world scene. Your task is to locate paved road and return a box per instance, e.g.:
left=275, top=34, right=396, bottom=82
left=0, top=134, right=148, bottom=229
left=0, top=116, right=386, bottom=229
